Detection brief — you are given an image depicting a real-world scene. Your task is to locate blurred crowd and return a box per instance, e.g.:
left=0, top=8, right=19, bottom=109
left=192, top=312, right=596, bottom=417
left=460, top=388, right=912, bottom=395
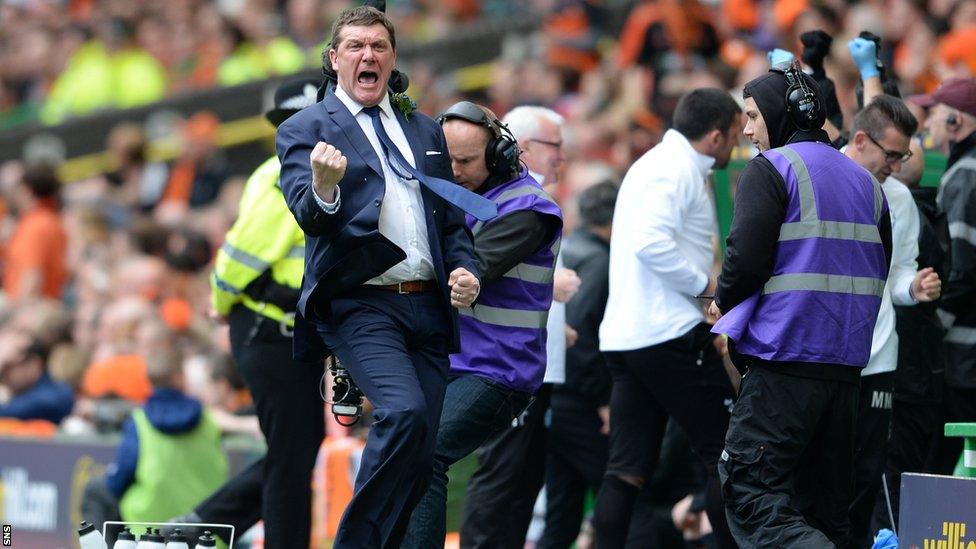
left=0, top=0, right=974, bottom=546
left=0, top=0, right=532, bottom=128
left=0, top=0, right=974, bottom=131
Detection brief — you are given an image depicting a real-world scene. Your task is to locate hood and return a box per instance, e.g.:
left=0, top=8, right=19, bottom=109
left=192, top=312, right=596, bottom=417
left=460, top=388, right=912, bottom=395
left=143, top=388, right=203, bottom=434
left=744, top=70, right=828, bottom=149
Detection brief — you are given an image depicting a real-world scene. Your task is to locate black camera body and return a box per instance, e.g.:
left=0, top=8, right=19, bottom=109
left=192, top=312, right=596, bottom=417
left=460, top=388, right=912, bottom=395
left=329, top=358, right=364, bottom=424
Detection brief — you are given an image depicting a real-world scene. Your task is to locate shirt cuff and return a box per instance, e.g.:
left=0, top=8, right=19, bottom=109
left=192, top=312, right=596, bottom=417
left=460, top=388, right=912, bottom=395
left=312, top=184, right=340, bottom=214
left=692, top=270, right=710, bottom=297
left=888, top=276, right=918, bottom=307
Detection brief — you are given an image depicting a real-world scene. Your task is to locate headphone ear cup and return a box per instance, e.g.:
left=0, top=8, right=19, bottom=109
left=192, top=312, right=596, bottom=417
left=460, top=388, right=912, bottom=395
left=485, top=134, right=519, bottom=176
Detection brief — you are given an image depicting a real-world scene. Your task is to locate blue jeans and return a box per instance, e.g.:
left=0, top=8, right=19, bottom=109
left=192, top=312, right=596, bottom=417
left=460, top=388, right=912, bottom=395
left=401, top=374, right=533, bottom=549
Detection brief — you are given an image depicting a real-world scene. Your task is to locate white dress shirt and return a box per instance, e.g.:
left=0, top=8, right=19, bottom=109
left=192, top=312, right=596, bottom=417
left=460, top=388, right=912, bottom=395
left=862, top=176, right=922, bottom=376
left=545, top=249, right=567, bottom=384
left=315, top=86, right=435, bottom=284
left=600, top=130, right=716, bottom=352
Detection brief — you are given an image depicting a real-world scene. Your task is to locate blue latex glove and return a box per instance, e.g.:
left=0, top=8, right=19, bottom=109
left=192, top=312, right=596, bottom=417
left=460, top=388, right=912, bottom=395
left=768, top=48, right=795, bottom=69
left=872, top=529, right=898, bottom=549
left=848, top=37, right=880, bottom=79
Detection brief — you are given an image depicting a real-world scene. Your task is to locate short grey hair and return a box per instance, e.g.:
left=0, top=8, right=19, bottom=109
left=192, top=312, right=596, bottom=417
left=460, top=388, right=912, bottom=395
left=501, top=106, right=565, bottom=143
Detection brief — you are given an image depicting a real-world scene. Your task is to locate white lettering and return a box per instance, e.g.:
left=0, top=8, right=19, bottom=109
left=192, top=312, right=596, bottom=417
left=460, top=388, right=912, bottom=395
left=1, top=468, right=58, bottom=532
left=870, top=391, right=892, bottom=410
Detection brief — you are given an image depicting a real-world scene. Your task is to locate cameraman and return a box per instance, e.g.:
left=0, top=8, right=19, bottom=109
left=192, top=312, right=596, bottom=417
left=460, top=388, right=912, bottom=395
left=400, top=102, right=562, bottom=548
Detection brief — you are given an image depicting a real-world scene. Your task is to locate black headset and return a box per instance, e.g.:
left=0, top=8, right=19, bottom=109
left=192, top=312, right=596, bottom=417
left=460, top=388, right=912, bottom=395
left=775, top=62, right=823, bottom=131
left=947, top=113, right=959, bottom=126
left=437, top=101, right=520, bottom=176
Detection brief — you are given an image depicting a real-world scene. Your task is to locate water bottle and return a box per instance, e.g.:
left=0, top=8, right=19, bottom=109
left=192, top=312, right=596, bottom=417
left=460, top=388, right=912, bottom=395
left=195, top=530, right=217, bottom=548
left=112, top=527, right=137, bottom=549
left=164, top=528, right=190, bottom=549
left=136, top=528, right=165, bottom=549
left=78, top=521, right=107, bottom=549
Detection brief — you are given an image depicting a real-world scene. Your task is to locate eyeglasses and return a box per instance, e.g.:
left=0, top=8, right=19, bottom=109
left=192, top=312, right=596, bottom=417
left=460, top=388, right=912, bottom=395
left=865, top=133, right=913, bottom=164
left=528, top=138, right=563, bottom=150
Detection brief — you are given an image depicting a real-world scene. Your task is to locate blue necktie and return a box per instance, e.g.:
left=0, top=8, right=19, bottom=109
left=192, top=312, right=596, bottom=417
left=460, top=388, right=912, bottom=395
left=363, top=106, right=497, bottom=221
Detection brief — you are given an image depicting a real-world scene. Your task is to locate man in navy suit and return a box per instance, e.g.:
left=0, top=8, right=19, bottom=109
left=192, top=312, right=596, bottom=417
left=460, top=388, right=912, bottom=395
left=276, top=6, right=483, bottom=548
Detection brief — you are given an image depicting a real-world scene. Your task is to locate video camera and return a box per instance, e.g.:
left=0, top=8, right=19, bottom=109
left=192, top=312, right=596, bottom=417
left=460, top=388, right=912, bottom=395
left=328, top=356, right=364, bottom=426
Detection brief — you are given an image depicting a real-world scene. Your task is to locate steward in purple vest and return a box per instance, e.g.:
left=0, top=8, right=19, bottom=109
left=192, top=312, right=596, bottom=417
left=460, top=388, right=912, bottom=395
left=715, top=140, right=889, bottom=366
left=452, top=171, right=563, bottom=391
left=401, top=102, right=562, bottom=548
left=709, top=65, right=893, bottom=549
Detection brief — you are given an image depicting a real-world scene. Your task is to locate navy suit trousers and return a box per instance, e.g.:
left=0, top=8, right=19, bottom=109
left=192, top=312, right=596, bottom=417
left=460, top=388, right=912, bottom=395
left=315, top=287, right=451, bottom=549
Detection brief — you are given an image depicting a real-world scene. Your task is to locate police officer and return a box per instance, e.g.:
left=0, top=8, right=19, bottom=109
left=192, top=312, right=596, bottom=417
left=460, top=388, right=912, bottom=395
left=710, top=64, right=893, bottom=547
left=181, top=77, right=325, bottom=548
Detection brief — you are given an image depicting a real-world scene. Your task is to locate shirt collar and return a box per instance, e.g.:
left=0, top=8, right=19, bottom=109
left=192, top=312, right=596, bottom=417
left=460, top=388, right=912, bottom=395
left=335, top=84, right=394, bottom=120
left=528, top=169, right=545, bottom=185
left=664, top=129, right=716, bottom=177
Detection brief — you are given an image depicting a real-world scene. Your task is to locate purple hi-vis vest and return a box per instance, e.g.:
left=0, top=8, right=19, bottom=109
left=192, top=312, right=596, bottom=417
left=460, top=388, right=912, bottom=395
left=713, top=142, right=889, bottom=367
left=451, top=171, right=563, bottom=392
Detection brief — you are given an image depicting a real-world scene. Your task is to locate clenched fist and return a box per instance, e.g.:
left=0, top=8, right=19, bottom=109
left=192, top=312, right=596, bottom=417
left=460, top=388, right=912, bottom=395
left=311, top=141, right=347, bottom=201
left=449, top=268, right=480, bottom=309
left=911, top=267, right=942, bottom=302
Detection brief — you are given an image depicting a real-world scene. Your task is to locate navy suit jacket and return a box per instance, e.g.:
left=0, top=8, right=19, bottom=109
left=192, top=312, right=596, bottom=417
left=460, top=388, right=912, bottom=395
left=276, top=92, right=479, bottom=360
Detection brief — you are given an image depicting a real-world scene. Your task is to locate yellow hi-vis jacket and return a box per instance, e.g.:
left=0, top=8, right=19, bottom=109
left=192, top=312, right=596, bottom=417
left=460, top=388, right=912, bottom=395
left=211, top=156, right=304, bottom=327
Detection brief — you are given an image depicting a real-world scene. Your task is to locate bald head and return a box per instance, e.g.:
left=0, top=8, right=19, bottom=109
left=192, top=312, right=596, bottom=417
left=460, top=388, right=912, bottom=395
left=443, top=118, right=491, bottom=192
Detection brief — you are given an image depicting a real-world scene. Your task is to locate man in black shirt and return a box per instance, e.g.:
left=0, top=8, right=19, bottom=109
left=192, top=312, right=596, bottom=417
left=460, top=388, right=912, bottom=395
left=917, top=77, right=976, bottom=475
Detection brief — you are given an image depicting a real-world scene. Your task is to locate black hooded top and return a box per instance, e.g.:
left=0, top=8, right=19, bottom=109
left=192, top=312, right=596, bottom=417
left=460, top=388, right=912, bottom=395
left=716, top=70, right=893, bottom=380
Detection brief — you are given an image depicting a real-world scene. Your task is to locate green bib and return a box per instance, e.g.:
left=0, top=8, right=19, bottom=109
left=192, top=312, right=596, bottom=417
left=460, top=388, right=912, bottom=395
left=119, top=408, right=228, bottom=522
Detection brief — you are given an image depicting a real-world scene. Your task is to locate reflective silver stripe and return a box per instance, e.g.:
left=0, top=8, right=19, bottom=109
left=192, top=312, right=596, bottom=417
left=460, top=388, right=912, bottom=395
left=949, top=221, right=976, bottom=248
left=937, top=157, right=976, bottom=207
left=502, top=263, right=555, bottom=284
left=779, top=147, right=818, bottom=222
left=459, top=304, right=549, bottom=329
left=763, top=274, right=885, bottom=297
left=551, top=238, right=561, bottom=257
left=492, top=185, right=557, bottom=207
left=472, top=186, right=558, bottom=235
left=946, top=326, right=976, bottom=345
left=221, top=242, right=268, bottom=271
left=779, top=221, right=881, bottom=243
left=211, top=273, right=242, bottom=295
left=869, top=174, right=885, bottom=223
left=287, top=245, right=305, bottom=259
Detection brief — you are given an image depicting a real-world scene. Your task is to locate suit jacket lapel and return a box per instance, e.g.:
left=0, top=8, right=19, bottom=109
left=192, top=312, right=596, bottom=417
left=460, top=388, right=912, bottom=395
left=394, top=103, right=427, bottom=174
left=324, top=93, right=384, bottom=179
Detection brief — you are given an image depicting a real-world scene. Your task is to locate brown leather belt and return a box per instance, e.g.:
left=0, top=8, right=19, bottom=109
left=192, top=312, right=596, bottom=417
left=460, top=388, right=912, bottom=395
left=367, top=280, right=437, bottom=294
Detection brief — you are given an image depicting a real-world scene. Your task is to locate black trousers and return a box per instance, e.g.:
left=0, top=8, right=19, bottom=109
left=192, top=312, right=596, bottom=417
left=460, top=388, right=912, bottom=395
left=537, top=390, right=609, bottom=549
left=848, top=372, right=893, bottom=549
left=720, top=363, right=859, bottom=549
left=594, top=324, right=736, bottom=549
left=195, top=306, right=325, bottom=548
left=869, top=399, right=940, bottom=534
left=459, top=383, right=551, bottom=549
left=926, top=386, right=976, bottom=475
